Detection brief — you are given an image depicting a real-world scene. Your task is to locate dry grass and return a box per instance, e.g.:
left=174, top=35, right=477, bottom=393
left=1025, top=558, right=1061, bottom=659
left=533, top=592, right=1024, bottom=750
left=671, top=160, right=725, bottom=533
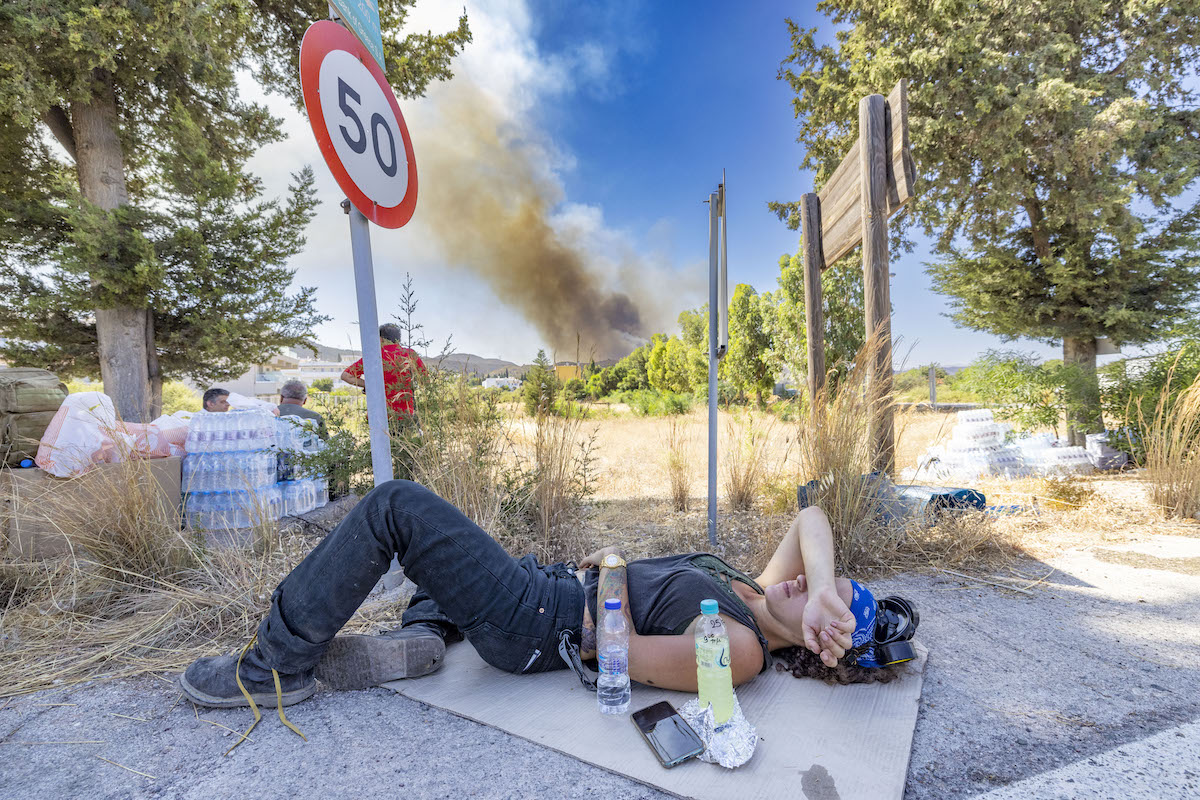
left=663, top=418, right=692, bottom=512
left=893, top=510, right=1020, bottom=571
left=722, top=412, right=776, bottom=512
left=789, top=334, right=909, bottom=570
left=0, top=461, right=393, bottom=700
left=1140, top=367, right=1200, bottom=519
left=529, top=408, right=595, bottom=559
left=498, top=406, right=597, bottom=562
left=399, top=378, right=510, bottom=533
left=1035, top=476, right=1097, bottom=511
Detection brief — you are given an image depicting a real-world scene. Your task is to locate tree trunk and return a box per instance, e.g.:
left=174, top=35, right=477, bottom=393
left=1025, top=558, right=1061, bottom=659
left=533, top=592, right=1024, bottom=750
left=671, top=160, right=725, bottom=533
left=147, top=309, right=162, bottom=418
left=71, top=69, right=151, bottom=423
left=1063, top=336, right=1099, bottom=446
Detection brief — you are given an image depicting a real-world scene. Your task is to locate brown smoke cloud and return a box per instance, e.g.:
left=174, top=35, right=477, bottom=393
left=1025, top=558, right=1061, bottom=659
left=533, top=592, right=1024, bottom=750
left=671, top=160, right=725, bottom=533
left=410, top=83, right=656, bottom=361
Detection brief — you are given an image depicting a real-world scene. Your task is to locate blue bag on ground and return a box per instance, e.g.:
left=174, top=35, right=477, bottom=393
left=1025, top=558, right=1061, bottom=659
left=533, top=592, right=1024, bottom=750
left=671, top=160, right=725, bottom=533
left=797, top=473, right=984, bottom=526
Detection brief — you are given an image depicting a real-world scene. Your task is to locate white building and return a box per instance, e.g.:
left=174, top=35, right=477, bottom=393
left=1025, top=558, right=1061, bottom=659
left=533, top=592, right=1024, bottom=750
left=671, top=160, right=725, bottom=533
left=483, top=377, right=521, bottom=390
left=201, top=348, right=363, bottom=400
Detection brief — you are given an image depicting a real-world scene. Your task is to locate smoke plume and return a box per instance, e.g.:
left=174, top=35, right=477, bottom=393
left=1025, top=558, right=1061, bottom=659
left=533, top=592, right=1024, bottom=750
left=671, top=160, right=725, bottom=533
left=410, top=83, right=657, bottom=360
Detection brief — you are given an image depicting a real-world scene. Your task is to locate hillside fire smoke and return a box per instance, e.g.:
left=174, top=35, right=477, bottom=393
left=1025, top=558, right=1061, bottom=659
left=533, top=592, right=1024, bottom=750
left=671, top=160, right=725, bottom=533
left=411, top=84, right=653, bottom=360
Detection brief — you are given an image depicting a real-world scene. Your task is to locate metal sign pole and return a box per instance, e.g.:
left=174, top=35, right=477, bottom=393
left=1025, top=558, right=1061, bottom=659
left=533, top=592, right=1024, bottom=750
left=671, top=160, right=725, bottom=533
left=706, top=189, right=720, bottom=549
left=345, top=201, right=395, bottom=488
left=346, top=201, right=403, bottom=587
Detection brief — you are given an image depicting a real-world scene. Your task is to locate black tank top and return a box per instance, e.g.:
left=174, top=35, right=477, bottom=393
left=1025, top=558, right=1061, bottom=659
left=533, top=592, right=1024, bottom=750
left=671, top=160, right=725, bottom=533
left=583, top=553, right=772, bottom=674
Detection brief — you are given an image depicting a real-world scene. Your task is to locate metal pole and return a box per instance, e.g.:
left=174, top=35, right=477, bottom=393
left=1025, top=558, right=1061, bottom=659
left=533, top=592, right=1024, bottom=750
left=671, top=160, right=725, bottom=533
left=706, top=190, right=720, bottom=549
left=928, top=365, right=937, bottom=410
left=717, top=175, right=728, bottom=358
left=346, top=203, right=395, bottom=486
left=345, top=201, right=403, bottom=585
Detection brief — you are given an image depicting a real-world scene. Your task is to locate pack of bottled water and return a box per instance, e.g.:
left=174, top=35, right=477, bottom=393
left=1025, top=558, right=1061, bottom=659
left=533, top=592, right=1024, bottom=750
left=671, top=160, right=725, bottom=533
left=186, top=486, right=283, bottom=530
left=920, top=410, right=1099, bottom=481
left=185, top=409, right=276, bottom=453
left=184, top=409, right=283, bottom=531
left=183, top=451, right=277, bottom=491
left=185, top=409, right=331, bottom=531
left=279, top=479, right=319, bottom=516
left=274, top=416, right=328, bottom=516
left=275, top=416, right=324, bottom=484
left=1025, top=444, right=1094, bottom=475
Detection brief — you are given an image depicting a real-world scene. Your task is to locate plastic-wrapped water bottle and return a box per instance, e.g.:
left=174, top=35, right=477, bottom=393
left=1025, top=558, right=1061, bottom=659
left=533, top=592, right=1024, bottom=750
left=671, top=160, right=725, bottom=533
left=695, top=599, right=734, bottom=727
left=597, top=598, right=631, bottom=714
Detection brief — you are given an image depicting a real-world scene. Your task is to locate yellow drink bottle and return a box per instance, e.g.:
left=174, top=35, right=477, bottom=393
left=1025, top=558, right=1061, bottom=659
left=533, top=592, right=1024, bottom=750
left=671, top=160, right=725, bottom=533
left=694, top=599, right=734, bottom=726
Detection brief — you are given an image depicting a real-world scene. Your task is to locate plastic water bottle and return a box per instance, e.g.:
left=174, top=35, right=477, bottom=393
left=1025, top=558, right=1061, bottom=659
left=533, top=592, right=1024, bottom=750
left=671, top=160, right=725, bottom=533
left=695, top=599, right=734, bottom=727
left=597, top=598, right=631, bottom=715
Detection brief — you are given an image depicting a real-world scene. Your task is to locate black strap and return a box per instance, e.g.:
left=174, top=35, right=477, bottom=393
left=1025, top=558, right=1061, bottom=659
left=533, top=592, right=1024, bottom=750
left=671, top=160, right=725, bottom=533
left=558, top=630, right=597, bottom=691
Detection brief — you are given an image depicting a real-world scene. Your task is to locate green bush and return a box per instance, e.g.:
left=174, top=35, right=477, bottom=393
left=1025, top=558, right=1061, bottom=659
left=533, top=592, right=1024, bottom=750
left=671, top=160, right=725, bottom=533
left=162, top=382, right=202, bottom=414
left=563, top=377, right=587, bottom=401
left=952, top=350, right=1098, bottom=434
left=612, top=389, right=694, bottom=416
left=1099, top=342, right=1200, bottom=461
left=523, top=350, right=559, bottom=416
left=311, top=377, right=334, bottom=392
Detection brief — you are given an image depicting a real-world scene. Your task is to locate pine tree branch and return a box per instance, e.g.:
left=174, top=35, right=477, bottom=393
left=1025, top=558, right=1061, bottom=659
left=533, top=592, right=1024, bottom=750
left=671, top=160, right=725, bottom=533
left=42, top=106, right=77, bottom=162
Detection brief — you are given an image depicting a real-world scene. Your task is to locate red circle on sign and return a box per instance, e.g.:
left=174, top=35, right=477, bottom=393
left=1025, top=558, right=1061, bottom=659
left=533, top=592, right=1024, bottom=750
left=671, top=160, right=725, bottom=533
left=300, top=20, right=417, bottom=229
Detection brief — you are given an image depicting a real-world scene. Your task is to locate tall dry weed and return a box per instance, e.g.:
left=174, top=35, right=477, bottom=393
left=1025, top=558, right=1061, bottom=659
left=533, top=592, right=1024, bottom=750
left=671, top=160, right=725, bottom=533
left=1140, top=366, right=1200, bottom=519
left=722, top=412, right=775, bottom=511
left=527, top=407, right=596, bottom=560
left=0, top=458, right=288, bottom=698
left=664, top=418, right=691, bottom=512
left=397, top=376, right=510, bottom=532
left=793, top=333, right=906, bottom=570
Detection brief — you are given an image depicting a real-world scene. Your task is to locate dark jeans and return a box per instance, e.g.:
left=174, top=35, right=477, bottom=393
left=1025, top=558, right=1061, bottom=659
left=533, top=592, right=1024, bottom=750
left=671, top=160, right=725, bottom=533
left=255, top=480, right=584, bottom=676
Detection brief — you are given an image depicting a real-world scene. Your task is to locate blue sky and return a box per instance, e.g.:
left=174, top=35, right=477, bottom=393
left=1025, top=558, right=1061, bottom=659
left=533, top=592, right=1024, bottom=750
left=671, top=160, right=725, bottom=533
left=255, top=0, right=1132, bottom=368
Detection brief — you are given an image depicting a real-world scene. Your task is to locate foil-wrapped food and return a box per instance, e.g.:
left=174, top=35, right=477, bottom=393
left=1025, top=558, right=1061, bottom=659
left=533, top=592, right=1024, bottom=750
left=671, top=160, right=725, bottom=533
left=678, top=694, right=757, bottom=768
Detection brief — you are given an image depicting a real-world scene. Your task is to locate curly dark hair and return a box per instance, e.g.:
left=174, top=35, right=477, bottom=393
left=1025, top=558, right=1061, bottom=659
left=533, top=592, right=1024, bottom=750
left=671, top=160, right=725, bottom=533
left=773, top=642, right=906, bottom=685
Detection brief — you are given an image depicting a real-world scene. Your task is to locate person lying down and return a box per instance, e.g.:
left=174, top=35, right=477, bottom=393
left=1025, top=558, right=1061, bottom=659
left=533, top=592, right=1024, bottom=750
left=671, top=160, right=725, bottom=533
left=180, top=480, right=918, bottom=736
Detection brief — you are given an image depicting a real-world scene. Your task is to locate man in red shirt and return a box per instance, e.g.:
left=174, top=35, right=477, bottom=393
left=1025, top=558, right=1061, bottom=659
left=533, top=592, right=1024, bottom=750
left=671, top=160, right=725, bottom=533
left=340, top=324, right=426, bottom=422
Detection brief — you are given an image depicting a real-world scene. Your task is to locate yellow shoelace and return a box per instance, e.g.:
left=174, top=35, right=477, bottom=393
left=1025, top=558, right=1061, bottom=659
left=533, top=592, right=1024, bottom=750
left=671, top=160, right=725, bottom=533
left=225, top=634, right=308, bottom=756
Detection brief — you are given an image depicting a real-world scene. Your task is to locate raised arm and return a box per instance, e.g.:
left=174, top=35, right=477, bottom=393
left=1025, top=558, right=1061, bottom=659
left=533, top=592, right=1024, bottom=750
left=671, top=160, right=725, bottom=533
left=756, top=506, right=855, bottom=666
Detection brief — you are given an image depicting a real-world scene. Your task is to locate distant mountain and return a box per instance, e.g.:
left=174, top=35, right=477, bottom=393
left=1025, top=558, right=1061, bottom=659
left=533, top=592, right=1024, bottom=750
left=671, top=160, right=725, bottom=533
left=297, top=343, right=361, bottom=363
left=428, top=353, right=521, bottom=378
left=294, top=348, right=620, bottom=379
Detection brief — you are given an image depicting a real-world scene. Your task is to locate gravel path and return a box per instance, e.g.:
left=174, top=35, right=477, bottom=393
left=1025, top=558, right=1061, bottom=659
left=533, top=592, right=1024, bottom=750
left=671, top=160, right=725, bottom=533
left=2, top=534, right=1197, bottom=800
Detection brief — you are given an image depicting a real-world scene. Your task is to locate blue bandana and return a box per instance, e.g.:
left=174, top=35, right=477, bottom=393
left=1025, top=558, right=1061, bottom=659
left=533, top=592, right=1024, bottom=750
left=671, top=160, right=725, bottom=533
left=847, top=580, right=883, bottom=668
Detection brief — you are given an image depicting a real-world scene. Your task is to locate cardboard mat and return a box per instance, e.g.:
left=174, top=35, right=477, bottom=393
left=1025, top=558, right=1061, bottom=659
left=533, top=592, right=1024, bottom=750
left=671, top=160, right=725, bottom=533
left=385, top=641, right=925, bottom=800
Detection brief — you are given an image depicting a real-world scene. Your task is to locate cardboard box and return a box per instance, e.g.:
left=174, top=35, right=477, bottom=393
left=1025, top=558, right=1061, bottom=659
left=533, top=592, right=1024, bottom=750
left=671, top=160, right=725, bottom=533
left=1, top=457, right=181, bottom=560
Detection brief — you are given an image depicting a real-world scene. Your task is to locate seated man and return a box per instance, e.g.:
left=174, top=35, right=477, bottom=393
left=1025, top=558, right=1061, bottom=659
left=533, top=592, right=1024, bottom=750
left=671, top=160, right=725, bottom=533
left=202, top=388, right=230, bottom=412
left=277, top=379, right=327, bottom=439
left=180, top=482, right=908, bottom=723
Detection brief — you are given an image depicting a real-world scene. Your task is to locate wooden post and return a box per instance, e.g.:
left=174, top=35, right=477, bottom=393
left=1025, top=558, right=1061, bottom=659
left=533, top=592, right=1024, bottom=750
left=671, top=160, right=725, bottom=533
left=928, top=364, right=937, bottom=409
left=800, top=193, right=825, bottom=401
left=859, top=94, right=894, bottom=474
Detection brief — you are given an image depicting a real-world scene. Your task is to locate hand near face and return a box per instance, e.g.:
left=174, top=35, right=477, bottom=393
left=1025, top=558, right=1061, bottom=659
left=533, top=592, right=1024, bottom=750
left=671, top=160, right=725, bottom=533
left=802, top=585, right=855, bottom=667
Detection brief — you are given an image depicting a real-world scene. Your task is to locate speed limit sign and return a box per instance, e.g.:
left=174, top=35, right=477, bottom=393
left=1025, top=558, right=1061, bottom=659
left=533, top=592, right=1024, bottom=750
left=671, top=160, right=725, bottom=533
left=300, top=20, right=417, bottom=228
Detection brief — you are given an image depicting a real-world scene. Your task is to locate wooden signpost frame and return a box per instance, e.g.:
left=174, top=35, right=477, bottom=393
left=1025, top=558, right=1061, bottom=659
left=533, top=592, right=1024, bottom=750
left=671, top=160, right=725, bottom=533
left=802, top=79, right=915, bottom=474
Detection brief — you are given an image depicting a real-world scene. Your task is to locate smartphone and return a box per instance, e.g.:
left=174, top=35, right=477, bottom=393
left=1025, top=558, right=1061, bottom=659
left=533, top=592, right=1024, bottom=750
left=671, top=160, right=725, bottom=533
left=631, top=701, right=705, bottom=768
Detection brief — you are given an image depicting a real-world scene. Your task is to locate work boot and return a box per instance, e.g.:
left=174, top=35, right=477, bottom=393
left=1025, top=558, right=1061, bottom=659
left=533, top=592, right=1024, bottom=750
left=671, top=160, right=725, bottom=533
left=315, top=624, right=446, bottom=690
left=180, top=642, right=316, bottom=709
